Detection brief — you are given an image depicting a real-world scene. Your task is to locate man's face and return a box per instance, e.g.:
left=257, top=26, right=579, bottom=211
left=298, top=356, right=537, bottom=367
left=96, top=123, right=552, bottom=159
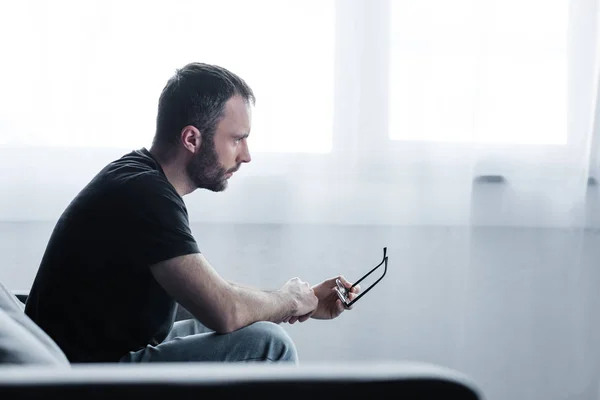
left=186, top=95, right=252, bottom=192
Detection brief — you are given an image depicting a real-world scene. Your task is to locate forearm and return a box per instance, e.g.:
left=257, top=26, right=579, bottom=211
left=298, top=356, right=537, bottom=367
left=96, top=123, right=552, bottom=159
left=228, top=281, right=262, bottom=291
left=151, top=253, right=300, bottom=334
left=226, top=283, right=295, bottom=330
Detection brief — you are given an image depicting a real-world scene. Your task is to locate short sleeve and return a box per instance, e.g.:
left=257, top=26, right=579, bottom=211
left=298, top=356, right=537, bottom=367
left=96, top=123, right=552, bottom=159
left=121, top=173, right=200, bottom=267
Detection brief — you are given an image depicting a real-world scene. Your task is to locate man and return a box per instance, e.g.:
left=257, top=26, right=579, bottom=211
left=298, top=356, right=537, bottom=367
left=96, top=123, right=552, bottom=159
left=24, top=62, right=359, bottom=364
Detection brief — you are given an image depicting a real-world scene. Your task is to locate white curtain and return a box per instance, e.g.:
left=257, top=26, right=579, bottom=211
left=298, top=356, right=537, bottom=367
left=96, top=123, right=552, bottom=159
left=2, top=0, right=598, bottom=227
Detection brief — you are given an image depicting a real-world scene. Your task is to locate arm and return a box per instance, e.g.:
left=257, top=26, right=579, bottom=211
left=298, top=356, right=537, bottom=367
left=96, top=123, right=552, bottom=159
left=227, top=281, right=292, bottom=325
left=150, top=253, right=317, bottom=333
left=228, top=281, right=263, bottom=291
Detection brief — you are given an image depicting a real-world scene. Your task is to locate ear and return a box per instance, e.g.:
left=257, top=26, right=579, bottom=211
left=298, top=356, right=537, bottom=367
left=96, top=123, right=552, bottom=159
left=180, top=125, right=202, bottom=153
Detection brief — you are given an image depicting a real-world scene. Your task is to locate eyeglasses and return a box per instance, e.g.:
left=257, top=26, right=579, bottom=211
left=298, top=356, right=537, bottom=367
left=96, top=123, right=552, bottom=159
left=335, top=247, right=388, bottom=308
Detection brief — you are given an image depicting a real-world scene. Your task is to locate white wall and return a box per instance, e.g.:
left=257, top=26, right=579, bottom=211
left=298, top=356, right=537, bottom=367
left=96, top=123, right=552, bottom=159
left=1, top=0, right=598, bottom=229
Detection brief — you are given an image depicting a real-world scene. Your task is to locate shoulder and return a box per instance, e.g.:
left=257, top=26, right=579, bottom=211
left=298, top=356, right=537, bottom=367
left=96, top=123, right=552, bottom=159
left=104, top=149, right=183, bottom=207
left=106, top=148, right=168, bottom=185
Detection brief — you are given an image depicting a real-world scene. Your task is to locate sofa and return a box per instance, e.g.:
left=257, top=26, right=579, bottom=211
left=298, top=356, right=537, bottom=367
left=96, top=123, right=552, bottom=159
left=0, top=282, right=484, bottom=399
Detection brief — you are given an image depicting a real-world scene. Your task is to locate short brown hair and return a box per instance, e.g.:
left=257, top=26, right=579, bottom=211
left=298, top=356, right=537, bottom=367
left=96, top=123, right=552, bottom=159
left=153, top=62, right=255, bottom=147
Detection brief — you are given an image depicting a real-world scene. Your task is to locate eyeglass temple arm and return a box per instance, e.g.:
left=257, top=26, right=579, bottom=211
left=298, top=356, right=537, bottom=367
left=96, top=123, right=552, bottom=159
left=350, top=247, right=387, bottom=290
left=347, top=258, right=387, bottom=307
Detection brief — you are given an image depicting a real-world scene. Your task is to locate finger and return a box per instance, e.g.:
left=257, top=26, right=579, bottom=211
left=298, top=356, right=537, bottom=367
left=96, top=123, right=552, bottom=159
left=339, top=276, right=360, bottom=295
left=350, top=283, right=361, bottom=294
left=298, top=313, right=312, bottom=323
left=338, top=275, right=353, bottom=288
left=344, top=292, right=358, bottom=310
left=336, top=299, right=346, bottom=315
left=338, top=275, right=352, bottom=288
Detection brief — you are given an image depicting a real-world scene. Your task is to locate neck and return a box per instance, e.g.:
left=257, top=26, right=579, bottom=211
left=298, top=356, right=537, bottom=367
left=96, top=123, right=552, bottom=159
left=148, top=145, right=196, bottom=197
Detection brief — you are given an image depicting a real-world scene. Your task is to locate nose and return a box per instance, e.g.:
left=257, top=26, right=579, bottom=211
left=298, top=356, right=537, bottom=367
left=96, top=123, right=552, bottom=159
left=239, top=139, right=251, bottom=164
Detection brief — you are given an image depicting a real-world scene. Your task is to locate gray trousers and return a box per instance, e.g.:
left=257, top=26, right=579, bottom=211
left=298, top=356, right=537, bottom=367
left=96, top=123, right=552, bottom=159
left=119, top=319, right=299, bottom=364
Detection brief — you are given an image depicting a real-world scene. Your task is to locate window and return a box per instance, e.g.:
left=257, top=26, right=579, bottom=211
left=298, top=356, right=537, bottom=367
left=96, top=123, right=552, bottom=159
left=389, top=0, right=568, bottom=145
left=0, top=0, right=334, bottom=153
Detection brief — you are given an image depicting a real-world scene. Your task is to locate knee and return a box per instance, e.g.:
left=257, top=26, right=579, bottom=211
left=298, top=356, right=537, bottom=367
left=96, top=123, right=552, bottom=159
left=244, top=321, right=298, bottom=364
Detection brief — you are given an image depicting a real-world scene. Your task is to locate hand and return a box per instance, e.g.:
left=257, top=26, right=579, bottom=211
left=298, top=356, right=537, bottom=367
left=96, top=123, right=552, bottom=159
left=279, top=277, right=318, bottom=318
left=285, top=275, right=360, bottom=324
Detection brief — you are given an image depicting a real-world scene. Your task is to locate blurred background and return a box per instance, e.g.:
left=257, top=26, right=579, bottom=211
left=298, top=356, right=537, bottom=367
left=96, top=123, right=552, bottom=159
left=1, top=0, right=600, bottom=399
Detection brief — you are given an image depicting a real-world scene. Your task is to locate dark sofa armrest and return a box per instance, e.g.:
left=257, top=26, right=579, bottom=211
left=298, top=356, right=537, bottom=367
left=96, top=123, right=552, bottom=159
left=0, top=361, right=484, bottom=399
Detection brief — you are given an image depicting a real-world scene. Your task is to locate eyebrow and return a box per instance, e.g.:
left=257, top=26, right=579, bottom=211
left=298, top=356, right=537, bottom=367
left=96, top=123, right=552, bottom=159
left=232, top=132, right=250, bottom=139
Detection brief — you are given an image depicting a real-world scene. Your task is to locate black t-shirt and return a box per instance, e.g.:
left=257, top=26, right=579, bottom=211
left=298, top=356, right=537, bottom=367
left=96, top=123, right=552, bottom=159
left=24, top=148, right=200, bottom=363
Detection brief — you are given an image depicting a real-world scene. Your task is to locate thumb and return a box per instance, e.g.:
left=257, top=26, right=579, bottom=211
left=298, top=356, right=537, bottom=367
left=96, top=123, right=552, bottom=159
left=298, top=312, right=313, bottom=323
left=338, top=275, right=353, bottom=289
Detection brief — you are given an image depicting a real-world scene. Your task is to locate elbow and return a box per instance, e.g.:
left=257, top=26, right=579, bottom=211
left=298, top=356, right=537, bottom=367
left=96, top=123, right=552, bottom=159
left=214, top=326, right=236, bottom=334
left=200, top=284, right=244, bottom=333
left=213, top=303, right=241, bottom=334
left=184, top=303, right=239, bottom=334
left=197, top=314, right=236, bottom=334
left=213, top=321, right=235, bottom=334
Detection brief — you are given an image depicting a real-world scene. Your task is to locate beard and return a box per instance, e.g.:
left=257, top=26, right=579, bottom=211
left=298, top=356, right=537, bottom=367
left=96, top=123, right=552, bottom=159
left=186, top=137, right=238, bottom=192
